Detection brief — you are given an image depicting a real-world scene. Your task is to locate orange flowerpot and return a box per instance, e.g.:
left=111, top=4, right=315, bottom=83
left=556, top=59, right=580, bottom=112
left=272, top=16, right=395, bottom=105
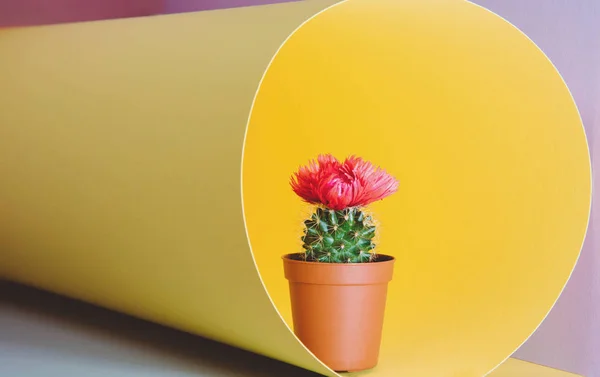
left=282, top=253, right=395, bottom=372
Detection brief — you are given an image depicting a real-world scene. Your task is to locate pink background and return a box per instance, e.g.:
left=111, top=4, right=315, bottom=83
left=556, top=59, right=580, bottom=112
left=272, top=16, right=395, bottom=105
left=0, top=0, right=300, bottom=27
left=0, top=0, right=163, bottom=27
left=0, top=0, right=597, bottom=375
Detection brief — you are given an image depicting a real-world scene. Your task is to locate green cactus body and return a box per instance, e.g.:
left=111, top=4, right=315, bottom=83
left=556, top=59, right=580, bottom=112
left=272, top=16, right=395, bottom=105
left=301, top=207, right=377, bottom=263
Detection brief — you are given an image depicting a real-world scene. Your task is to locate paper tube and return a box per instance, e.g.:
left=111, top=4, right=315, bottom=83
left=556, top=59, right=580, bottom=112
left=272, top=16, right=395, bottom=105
left=0, top=1, right=591, bottom=376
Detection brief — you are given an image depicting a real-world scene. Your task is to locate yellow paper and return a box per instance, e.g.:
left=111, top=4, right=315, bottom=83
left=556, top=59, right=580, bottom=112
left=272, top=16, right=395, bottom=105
left=0, top=0, right=591, bottom=376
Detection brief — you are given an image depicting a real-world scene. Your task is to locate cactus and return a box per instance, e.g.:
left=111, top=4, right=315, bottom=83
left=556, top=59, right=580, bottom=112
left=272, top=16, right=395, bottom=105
left=290, top=154, right=399, bottom=263
left=301, top=207, right=377, bottom=263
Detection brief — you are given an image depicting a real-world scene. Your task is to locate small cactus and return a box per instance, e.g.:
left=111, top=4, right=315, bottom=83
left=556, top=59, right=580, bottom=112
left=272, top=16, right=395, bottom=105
left=290, top=154, right=399, bottom=263
left=301, top=207, right=377, bottom=263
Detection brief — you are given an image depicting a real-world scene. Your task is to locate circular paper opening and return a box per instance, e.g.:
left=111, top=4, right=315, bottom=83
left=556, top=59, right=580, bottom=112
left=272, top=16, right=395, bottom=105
left=242, top=0, right=591, bottom=375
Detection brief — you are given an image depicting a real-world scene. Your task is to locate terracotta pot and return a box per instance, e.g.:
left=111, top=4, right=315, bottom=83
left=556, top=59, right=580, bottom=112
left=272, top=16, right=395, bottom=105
left=282, top=253, right=395, bottom=372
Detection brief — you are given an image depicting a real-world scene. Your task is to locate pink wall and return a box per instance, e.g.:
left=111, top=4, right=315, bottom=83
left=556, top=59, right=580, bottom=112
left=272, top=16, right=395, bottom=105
left=472, top=1, right=600, bottom=376
left=0, top=0, right=164, bottom=27
left=592, top=108, right=600, bottom=376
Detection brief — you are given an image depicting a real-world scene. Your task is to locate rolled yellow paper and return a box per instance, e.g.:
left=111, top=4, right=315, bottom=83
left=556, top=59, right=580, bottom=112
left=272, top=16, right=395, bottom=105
left=0, top=1, right=591, bottom=376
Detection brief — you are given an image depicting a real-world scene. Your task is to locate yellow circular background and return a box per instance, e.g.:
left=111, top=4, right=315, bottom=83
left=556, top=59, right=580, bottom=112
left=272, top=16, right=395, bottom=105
left=242, top=0, right=591, bottom=376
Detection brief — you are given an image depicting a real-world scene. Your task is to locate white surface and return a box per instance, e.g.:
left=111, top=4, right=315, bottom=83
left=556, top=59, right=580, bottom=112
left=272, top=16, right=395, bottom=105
left=0, top=280, right=318, bottom=377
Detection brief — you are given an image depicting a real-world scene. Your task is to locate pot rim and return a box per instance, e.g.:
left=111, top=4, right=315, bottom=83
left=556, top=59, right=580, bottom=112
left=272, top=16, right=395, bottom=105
left=281, top=252, right=395, bottom=266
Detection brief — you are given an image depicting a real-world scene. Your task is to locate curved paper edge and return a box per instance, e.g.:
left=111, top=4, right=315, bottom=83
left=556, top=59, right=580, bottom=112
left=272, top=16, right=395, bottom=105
left=459, top=2, right=593, bottom=376
left=241, top=0, right=592, bottom=376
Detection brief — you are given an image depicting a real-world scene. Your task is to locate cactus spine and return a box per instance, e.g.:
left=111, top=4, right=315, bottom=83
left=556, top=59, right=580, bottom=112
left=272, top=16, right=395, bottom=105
left=301, top=207, right=377, bottom=263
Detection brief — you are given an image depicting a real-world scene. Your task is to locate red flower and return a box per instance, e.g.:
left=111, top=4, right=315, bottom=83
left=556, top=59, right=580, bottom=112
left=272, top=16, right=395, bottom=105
left=290, top=154, right=399, bottom=210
